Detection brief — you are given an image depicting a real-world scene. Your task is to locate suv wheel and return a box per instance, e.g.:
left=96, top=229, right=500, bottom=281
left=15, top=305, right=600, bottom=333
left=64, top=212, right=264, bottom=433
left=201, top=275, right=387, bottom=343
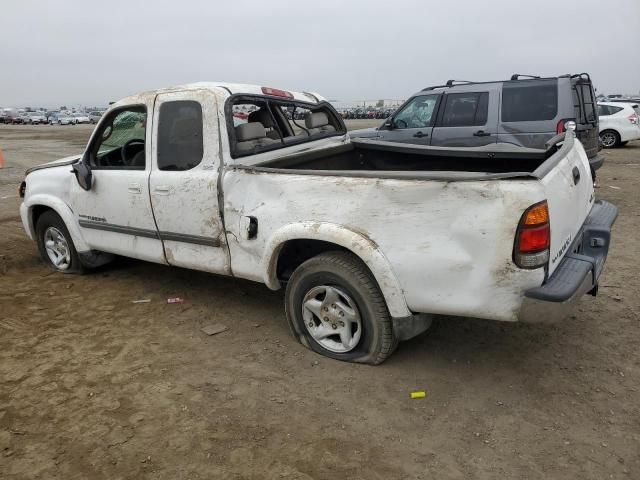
left=600, top=130, right=620, bottom=148
left=35, top=211, right=84, bottom=273
left=285, top=251, right=397, bottom=364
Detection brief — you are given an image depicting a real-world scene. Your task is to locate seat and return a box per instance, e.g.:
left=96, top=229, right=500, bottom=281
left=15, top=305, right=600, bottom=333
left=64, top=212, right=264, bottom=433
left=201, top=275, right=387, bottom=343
left=304, top=112, right=336, bottom=135
left=235, top=122, right=278, bottom=155
left=248, top=109, right=281, bottom=140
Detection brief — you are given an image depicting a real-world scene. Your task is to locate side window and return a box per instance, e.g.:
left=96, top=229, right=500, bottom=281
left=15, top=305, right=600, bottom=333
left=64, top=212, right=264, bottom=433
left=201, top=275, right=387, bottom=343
left=440, top=92, right=489, bottom=127
left=393, top=95, right=439, bottom=129
left=157, top=101, right=203, bottom=171
left=502, top=80, right=558, bottom=122
left=598, top=105, right=611, bottom=116
left=91, top=107, right=147, bottom=169
left=608, top=105, right=624, bottom=115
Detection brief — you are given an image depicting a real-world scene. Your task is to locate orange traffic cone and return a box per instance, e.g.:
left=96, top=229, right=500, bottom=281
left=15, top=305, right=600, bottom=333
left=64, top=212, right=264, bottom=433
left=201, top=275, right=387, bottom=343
left=0, top=148, right=5, bottom=169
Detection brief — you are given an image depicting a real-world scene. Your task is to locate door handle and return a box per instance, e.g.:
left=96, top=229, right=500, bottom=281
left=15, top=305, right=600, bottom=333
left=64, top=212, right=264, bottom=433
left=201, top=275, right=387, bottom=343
left=153, top=186, right=171, bottom=195
left=128, top=183, right=142, bottom=194
left=413, top=131, right=428, bottom=138
left=473, top=130, right=491, bottom=137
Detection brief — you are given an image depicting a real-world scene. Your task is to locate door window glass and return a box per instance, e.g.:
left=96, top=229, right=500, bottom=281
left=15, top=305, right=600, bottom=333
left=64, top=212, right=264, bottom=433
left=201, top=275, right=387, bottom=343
left=91, top=107, right=147, bottom=169
left=157, top=101, right=203, bottom=171
left=440, top=92, right=489, bottom=127
left=502, top=80, right=558, bottom=122
left=392, top=95, right=439, bottom=129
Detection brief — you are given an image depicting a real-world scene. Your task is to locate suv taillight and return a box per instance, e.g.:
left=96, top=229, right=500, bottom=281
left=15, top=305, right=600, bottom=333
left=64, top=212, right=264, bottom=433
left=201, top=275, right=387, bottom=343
left=628, top=114, right=638, bottom=125
left=556, top=118, right=576, bottom=134
left=514, top=201, right=550, bottom=269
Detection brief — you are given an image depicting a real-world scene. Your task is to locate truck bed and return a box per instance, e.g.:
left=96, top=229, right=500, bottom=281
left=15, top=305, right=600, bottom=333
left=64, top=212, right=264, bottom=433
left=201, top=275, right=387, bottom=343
left=254, top=138, right=552, bottom=176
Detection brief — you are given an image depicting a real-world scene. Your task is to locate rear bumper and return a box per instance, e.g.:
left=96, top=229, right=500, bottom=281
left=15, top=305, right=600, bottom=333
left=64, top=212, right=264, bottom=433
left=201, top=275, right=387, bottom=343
left=588, top=154, right=604, bottom=171
left=519, top=200, right=618, bottom=322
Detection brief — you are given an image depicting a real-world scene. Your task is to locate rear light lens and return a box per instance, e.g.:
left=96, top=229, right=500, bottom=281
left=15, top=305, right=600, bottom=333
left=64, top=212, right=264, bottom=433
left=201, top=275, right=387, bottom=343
left=628, top=114, right=638, bottom=125
left=261, top=87, right=293, bottom=99
left=556, top=118, right=577, bottom=134
left=514, top=200, right=550, bottom=269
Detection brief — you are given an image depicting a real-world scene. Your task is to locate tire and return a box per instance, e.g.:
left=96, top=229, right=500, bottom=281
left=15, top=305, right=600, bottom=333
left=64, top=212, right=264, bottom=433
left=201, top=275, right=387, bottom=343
left=35, top=210, right=84, bottom=274
left=600, top=130, right=620, bottom=148
left=285, top=251, right=397, bottom=364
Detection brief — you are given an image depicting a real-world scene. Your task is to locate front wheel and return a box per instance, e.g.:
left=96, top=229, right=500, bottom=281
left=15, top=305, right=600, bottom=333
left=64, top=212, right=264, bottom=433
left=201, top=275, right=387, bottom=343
left=35, top=211, right=84, bottom=273
left=285, top=251, right=397, bottom=364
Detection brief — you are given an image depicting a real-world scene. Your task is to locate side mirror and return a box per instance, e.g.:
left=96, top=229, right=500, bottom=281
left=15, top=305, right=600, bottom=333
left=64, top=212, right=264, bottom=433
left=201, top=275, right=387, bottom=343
left=72, top=157, right=92, bottom=191
left=383, top=118, right=394, bottom=130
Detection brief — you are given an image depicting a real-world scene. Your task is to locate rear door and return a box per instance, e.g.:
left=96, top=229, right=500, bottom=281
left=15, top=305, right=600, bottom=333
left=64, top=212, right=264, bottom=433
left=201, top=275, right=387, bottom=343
left=376, top=94, right=440, bottom=145
left=430, top=87, right=499, bottom=146
left=149, top=89, right=231, bottom=274
left=570, top=75, right=599, bottom=159
left=539, top=132, right=595, bottom=275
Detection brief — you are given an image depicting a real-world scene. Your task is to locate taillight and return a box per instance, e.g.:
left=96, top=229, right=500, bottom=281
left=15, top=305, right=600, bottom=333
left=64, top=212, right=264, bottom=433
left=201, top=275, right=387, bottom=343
left=628, top=114, right=638, bottom=125
left=514, top=201, right=550, bottom=269
left=261, top=87, right=293, bottom=99
left=556, top=118, right=576, bottom=134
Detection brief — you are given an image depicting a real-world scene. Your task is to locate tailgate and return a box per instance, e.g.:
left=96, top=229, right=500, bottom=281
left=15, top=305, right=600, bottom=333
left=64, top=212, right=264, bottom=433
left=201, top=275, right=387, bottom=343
left=538, top=132, right=594, bottom=275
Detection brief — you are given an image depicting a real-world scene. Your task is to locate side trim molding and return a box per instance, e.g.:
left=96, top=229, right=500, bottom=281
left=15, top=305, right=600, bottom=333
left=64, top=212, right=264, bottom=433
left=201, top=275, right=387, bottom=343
left=78, top=220, right=220, bottom=247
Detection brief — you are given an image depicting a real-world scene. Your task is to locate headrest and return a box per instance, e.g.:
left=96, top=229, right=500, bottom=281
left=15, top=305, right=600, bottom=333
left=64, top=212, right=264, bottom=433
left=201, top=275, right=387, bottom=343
left=235, top=122, right=266, bottom=141
left=248, top=109, right=274, bottom=128
left=304, top=112, right=329, bottom=129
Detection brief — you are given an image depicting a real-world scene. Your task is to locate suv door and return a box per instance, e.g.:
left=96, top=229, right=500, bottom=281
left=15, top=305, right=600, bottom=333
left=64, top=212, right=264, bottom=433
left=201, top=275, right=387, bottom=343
left=70, top=102, right=165, bottom=263
left=430, top=88, right=499, bottom=146
left=148, top=89, right=231, bottom=274
left=497, top=78, right=560, bottom=149
left=376, top=94, right=440, bottom=145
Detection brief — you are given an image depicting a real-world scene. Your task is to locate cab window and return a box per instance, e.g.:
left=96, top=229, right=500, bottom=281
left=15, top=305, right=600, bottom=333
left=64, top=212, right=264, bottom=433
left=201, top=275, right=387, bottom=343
left=157, top=101, right=203, bottom=171
left=392, top=95, right=439, bottom=129
left=90, top=106, right=147, bottom=169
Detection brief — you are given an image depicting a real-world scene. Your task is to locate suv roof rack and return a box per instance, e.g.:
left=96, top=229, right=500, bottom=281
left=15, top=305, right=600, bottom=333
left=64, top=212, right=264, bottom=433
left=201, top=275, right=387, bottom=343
left=421, top=79, right=475, bottom=91
left=510, top=74, right=541, bottom=80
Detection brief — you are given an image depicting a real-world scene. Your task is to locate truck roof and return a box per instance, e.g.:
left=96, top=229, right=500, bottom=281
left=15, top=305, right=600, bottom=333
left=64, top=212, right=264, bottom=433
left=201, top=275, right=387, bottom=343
left=116, top=82, right=326, bottom=107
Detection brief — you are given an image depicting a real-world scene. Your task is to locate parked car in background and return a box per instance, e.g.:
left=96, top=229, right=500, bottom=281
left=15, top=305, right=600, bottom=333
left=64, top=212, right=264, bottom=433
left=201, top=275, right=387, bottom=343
left=73, top=113, right=91, bottom=124
left=26, top=112, right=47, bottom=125
left=56, top=114, right=76, bottom=125
left=597, top=101, right=640, bottom=148
left=46, top=111, right=60, bottom=124
left=88, top=111, right=104, bottom=124
left=350, top=73, right=602, bottom=176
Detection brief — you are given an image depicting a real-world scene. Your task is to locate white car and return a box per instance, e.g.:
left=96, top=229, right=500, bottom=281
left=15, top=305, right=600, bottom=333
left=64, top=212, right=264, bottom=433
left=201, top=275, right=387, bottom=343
left=18, top=82, right=617, bottom=364
left=56, top=115, right=76, bottom=125
left=73, top=113, right=91, bottom=124
left=597, top=101, right=640, bottom=148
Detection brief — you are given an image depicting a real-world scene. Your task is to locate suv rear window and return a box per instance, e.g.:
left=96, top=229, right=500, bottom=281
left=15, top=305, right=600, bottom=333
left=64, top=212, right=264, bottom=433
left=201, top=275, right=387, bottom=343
left=502, top=80, right=558, bottom=122
left=440, top=92, right=488, bottom=127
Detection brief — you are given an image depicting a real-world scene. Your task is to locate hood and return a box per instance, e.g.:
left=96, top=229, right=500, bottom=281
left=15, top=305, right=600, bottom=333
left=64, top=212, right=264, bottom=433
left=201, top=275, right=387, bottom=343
left=25, top=153, right=82, bottom=176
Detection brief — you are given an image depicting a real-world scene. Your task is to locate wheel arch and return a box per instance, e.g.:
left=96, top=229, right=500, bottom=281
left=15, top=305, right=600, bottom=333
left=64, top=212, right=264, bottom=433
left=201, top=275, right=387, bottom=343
left=262, top=222, right=411, bottom=318
left=25, top=195, right=90, bottom=252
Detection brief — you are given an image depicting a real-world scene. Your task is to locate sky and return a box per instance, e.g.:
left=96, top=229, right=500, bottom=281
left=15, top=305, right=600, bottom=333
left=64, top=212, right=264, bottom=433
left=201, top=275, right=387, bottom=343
left=1, top=0, right=639, bottom=107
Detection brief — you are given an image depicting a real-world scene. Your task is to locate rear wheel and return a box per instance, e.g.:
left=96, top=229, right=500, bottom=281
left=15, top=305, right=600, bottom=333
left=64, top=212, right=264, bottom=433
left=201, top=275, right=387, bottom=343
left=600, top=130, right=620, bottom=148
left=285, top=251, right=397, bottom=364
left=35, top=211, right=84, bottom=273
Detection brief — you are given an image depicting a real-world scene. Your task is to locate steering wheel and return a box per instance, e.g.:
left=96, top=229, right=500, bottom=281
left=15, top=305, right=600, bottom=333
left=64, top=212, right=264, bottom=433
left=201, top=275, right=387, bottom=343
left=121, top=139, right=145, bottom=165
left=394, top=118, right=407, bottom=129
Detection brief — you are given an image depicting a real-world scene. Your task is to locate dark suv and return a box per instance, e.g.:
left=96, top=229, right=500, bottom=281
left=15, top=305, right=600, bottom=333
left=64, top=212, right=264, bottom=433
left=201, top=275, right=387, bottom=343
left=351, top=74, right=602, bottom=173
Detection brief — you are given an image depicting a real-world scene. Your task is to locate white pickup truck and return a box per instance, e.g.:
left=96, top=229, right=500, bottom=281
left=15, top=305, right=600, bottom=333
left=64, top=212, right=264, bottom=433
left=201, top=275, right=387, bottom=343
left=19, top=83, right=617, bottom=364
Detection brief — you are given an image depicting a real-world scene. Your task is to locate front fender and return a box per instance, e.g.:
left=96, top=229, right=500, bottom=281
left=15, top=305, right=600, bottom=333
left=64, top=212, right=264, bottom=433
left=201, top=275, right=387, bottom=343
left=262, top=221, right=411, bottom=318
left=23, top=194, right=90, bottom=252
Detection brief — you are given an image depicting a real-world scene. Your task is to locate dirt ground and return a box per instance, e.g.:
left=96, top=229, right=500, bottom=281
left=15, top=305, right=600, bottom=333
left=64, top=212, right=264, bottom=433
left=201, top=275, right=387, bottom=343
left=1, top=123, right=639, bottom=479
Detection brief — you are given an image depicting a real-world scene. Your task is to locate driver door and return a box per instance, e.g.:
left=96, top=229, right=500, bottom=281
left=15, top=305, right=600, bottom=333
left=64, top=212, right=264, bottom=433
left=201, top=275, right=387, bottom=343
left=69, top=101, right=166, bottom=263
left=376, top=94, right=441, bottom=145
